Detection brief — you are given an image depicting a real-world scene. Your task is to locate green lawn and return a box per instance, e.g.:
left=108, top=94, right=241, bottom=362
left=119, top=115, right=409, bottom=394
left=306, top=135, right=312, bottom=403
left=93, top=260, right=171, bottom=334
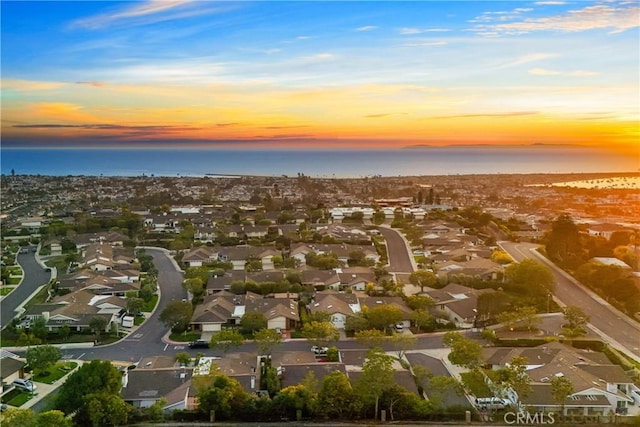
left=169, top=331, right=201, bottom=342
left=34, top=362, right=78, bottom=384
left=8, top=267, right=22, bottom=275
left=1, top=287, right=14, bottom=296
left=134, top=316, right=145, bottom=326
left=142, top=294, right=159, bottom=312
left=7, top=277, right=22, bottom=285
left=1, top=388, right=35, bottom=407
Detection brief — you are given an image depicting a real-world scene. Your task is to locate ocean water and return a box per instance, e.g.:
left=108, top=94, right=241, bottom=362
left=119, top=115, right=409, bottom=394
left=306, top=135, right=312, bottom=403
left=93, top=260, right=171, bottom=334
left=0, top=146, right=637, bottom=178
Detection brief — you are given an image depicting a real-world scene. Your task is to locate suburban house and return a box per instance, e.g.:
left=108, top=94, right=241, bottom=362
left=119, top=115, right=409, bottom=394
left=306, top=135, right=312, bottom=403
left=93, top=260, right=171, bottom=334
left=336, top=267, right=377, bottom=292
left=182, top=246, right=281, bottom=270
left=72, top=231, right=128, bottom=248
left=300, top=269, right=341, bottom=290
left=57, top=269, right=140, bottom=296
left=0, top=351, right=26, bottom=392
left=22, top=288, right=125, bottom=332
left=434, top=257, right=503, bottom=281
left=309, top=290, right=360, bottom=329
left=358, top=296, right=413, bottom=329
left=424, top=283, right=490, bottom=328
left=121, top=367, right=192, bottom=412
left=482, top=342, right=640, bottom=416
left=81, top=243, right=134, bottom=271
left=190, top=290, right=299, bottom=337
left=290, top=243, right=379, bottom=266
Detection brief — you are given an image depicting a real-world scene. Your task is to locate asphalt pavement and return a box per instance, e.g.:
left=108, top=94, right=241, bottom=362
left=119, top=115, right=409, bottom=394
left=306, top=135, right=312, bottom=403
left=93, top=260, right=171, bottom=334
left=499, top=241, right=640, bottom=363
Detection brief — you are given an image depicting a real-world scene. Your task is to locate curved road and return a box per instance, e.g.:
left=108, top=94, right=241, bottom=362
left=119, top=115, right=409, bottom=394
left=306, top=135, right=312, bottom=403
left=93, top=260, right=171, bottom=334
left=1, top=246, right=51, bottom=328
left=377, top=226, right=416, bottom=273
left=500, top=241, right=640, bottom=362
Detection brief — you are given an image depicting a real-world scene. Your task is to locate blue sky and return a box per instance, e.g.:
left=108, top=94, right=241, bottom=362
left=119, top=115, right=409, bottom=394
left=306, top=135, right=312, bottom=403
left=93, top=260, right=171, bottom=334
left=1, top=1, right=638, bottom=153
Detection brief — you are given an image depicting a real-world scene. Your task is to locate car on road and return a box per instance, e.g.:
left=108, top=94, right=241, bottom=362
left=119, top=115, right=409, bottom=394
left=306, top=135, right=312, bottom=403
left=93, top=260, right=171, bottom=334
left=188, top=339, right=209, bottom=349
left=12, top=378, right=36, bottom=392
left=311, top=346, right=328, bottom=355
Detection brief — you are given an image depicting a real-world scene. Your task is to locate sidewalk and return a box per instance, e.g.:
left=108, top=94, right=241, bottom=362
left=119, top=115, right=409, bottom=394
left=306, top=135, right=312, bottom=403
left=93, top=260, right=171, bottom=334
left=16, top=359, right=84, bottom=410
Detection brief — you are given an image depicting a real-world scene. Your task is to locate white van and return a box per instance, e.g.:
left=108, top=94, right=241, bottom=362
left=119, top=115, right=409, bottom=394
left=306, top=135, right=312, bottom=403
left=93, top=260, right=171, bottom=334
left=12, top=378, right=36, bottom=392
left=475, top=397, right=508, bottom=409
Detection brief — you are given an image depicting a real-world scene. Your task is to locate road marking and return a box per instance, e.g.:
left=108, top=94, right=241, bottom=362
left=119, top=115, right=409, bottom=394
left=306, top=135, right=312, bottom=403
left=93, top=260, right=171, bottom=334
left=133, top=333, right=143, bottom=339
left=61, top=354, right=74, bottom=360
left=174, top=346, right=185, bottom=350
left=78, top=353, right=85, bottom=359
left=164, top=343, right=168, bottom=351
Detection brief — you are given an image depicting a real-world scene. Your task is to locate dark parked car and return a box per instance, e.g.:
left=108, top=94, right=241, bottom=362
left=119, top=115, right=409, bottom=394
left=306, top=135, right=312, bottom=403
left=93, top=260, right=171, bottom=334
left=188, top=340, right=209, bottom=349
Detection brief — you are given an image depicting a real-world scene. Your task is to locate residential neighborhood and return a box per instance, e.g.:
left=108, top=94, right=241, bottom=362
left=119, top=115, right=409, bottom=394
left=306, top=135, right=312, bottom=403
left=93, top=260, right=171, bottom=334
left=1, top=172, right=639, bottom=425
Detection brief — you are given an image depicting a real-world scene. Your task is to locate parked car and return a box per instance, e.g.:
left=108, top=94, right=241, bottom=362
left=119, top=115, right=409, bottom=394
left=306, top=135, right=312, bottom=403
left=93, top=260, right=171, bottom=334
left=188, top=340, right=209, bottom=349
left=12, top=378, right=36, bottom=392
left=475, top=397, right=509, bottom=410
left=311, top=346, right=328, bottom=355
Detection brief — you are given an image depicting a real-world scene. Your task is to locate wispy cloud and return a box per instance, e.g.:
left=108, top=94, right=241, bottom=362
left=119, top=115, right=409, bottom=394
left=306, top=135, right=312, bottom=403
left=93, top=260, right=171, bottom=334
left=432, top=111, right=538, bottom=119
left=76, top=81, right=106, bottom=87
left=69, top=0, right=227, bottom=30
left=402, top=41, right=448, bottom=47
left=365, top=113, right=393, bottom=118
left=535, top=1, right=566, bottom=5
left=1, top=79, right=66, bottom=91
left=355, top=26, right=377, bottom=32
left=529, top=68, right=600, bottom=76
left=500, top=53, right=558, bottom=68
left=477, top=4, right=639, bottom=35
left=399, top=27, right=451, bottom=35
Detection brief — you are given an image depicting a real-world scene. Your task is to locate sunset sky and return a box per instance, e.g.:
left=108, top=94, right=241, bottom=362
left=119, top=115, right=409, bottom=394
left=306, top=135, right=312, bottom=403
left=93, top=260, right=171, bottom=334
left=1, top=0, right=638, bottom=154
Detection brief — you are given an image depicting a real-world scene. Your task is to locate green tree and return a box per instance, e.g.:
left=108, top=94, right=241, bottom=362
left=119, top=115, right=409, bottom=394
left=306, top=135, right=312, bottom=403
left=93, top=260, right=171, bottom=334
left=356, top=349, right=395, bottom=420
left=355, top=328, right=387, bottom=350
left=1, top=408, right=37, bottom=427
left=496, top=306, right=540, bottom=331
left=31, top=317, right=48, bottom=342
left=36, top=409, right=73, bottom=427
left=365, top=304, right=403, bottom=331
left=89, top=316, right=107, bottom=343
left=551, top=375, right=574, bottom=416
left=345, top=312, right=369, bottom=333
left=317, top=371, right=360, bottom=418
left=411, top=309, right=435, bottom=332
left=504, top=259, right=554, bottom=298
left=408, top=270, right=438, bottom=292
left=175, top=351, right=191, bottom=366
left=272, top=384, right=315, bottom=421
left=86, top=392, right=130, bottom=427
left=59, top=324, right=71, bottom=341
left=126, top=296, right=145, bottom=315
left=444, top=332, right=483, bottom=369
left=496, top=356, right=531, bottom=400
left=55, top=360, right=122, bottom=426
left=301, top=321, right=339, bottom=347
left=561, top=305, right=590, bottom=339
left=241, top=311, right=267, bottom=334
left=253, top=328, right=282, bottom=355
left=25, top=345, right=61, bottom=376
left=545, top=214, right=583, bottom=265
left=210, top=329, right=244, bottom=353
left=197, top=374, right=249, bottom=420
left=159, top=300, right=193, bottom=333
left=406, top=295, right=434, bottom=311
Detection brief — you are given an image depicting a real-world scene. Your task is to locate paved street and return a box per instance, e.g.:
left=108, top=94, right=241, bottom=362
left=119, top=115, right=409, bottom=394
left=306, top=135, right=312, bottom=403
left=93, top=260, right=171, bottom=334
left=0, top=245, right=52, bottom=328
left=377, top=225, right=416, bottom=273
left=500, top=241, right=640, bottom=362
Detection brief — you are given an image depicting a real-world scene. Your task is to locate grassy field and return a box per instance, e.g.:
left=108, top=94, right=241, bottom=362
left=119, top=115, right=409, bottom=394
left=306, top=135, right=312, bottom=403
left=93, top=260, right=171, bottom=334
left=142, top=294, right=158, bottom=312
left=169, top=331, right=201, bottom=342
